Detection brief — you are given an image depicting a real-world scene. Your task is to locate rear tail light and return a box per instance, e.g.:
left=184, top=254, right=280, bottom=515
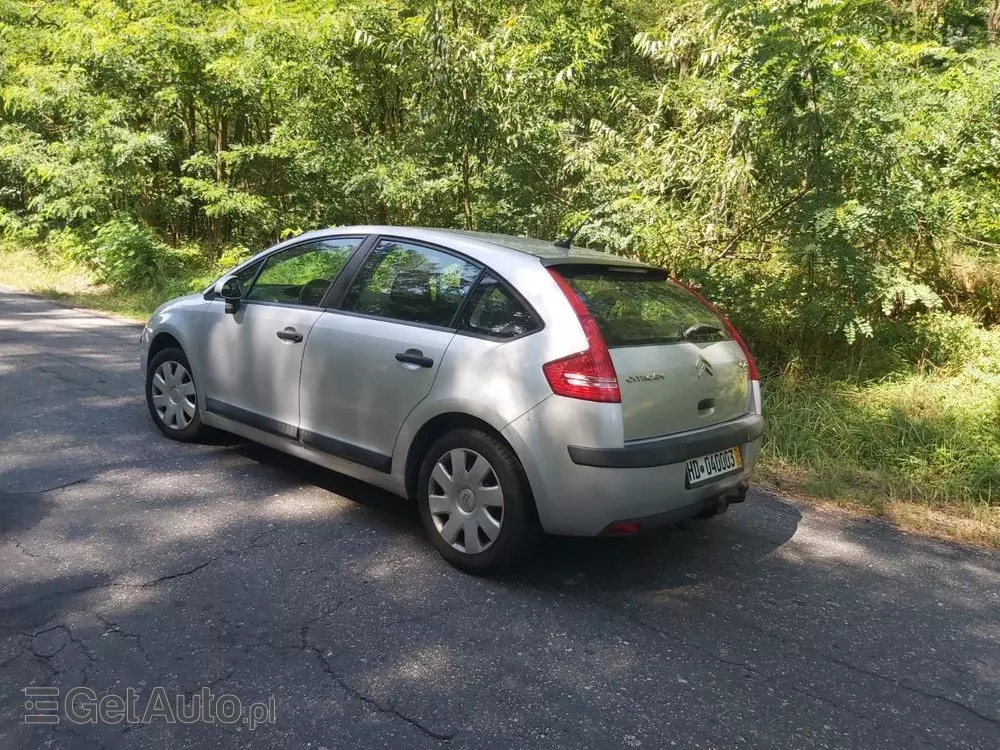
left=676, top=281, right=761, bottom=413
left=543, top=269, right=621, bottom=403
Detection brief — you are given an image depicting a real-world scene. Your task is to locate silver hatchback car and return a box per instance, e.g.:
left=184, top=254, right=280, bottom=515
left=140, top=227, right=763, bottom=573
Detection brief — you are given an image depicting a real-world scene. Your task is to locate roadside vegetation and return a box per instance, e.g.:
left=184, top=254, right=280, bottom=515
left=1, top=0, right=999, bottom=543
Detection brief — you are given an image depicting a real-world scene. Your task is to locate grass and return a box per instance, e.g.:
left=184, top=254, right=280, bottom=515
left=759, top=364, right=1000, bottom=547
left=3, top=245, right=999, bottom=548
left=0, top=247, right=193, bottom=321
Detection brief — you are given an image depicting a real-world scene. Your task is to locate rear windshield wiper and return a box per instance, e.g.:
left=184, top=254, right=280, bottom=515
left=682, top=323, right=723, bottom=340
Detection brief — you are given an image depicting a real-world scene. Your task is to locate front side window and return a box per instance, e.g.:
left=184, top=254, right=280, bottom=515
left=232, top=260, right=263, bottom=296
left=342, top=240, right=480, bottom=327
left=245, top=238, right=360, bottom=307
left=458, top=274, right=538, bottom=339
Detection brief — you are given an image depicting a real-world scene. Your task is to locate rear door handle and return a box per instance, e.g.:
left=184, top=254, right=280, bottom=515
left=395, top=349, right=434, bottom=368
left=276, top=327, right=304, bottom=343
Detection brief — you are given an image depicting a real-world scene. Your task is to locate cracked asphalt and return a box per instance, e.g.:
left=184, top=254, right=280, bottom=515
left=1, top=287, right=999, bottom=749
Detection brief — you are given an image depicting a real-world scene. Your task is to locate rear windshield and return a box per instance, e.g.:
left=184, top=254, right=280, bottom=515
left=556, top=265, right=729, bottom=347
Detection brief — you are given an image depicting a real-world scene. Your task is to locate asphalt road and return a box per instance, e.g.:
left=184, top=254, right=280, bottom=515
left=1, top=287, right=998, bottom=749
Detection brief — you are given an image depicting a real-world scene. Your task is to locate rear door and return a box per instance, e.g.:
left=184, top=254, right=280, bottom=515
left=554, top=265, right=749, bottom=441
left=298, top=238, right=482, bottom=470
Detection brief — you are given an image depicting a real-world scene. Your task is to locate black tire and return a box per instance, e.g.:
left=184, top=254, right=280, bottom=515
left=417, top=428, right=541, bottom=575
left=145, top=346, right=207, bottom=442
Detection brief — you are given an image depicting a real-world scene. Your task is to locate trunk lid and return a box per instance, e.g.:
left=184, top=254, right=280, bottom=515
left=611, top=340, right=749, bottom=440
left=554, top=264, right=749, bottom=441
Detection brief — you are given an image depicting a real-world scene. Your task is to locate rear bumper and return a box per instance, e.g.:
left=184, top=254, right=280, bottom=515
left=501, top=397, right=763, bottom=536
left=567, top=413, right=764, bottom=468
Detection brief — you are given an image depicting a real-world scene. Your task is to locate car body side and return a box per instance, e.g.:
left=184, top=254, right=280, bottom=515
left=140, top=226, right=761, bottom=536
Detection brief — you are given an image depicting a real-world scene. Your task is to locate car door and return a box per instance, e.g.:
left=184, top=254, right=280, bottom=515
left=298, top=238, right=482, bottom=471
left=199, top=237, right=363, bottom=437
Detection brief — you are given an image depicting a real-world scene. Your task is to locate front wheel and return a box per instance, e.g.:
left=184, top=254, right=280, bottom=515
left=418, top=428, right=541, bottom=575
left=145, top=346, right=207, bottom=442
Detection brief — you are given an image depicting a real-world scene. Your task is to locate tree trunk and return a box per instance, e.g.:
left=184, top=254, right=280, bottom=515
left=461, top=142, right=473, bottom=230
left=989, top=0, right=1000, bottom=45
left=215, top=112, right=229, bottom=243
left=186, top=100, right=198, bottom=238
left=234, top=113, right=246, bottom=147
left=215, top=113, right=228, bottom=185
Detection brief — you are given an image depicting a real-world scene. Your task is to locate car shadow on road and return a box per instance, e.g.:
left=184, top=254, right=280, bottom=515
left=228, top=437, right=801, bottom=595
left=232, top=441, right=425, bottom=531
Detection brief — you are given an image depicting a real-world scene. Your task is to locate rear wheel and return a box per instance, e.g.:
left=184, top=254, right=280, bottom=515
left=145, top=346, right=206, bottom=442
left=418, top=428, right=540, bottom=575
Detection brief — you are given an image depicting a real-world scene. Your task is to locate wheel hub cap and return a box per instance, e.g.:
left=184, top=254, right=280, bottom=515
left=427, top=448, right=505, bottom=555
left=457, top=488, right=477, bottom=513
left=150, top=360, right=196, bottom=430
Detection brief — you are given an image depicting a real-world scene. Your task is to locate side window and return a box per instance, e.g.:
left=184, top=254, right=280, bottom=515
left=245, top=238, right=360, bottom=307
left=459, top=274, right=539, bottom=339
left=342, top=240, right=480, bottom=327
left=233, top=260, right=263, bottom=296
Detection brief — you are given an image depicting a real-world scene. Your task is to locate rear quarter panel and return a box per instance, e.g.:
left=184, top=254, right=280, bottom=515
left=391, top=330, right=556, bottom=482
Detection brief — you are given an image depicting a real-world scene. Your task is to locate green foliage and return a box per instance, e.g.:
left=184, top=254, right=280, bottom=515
left=78, top=220, right=171, bottom=291
left=907, top=310, right=1000, bottom=369
left=0, top=0, right=998, bottom=357
left=762, top=347, right=1000, bottom=509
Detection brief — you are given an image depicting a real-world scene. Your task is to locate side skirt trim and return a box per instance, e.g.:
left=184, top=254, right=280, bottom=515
left=204, top=398, right=391, bottom=474
left=205, top=397, right=298, bottom=440
left=300, top=429, right=391, bottom=474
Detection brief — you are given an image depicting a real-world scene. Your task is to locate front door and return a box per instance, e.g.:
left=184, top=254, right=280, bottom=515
left=199, top=237, right=363, bottom=437
left=298, top=238, right=482, bottom=469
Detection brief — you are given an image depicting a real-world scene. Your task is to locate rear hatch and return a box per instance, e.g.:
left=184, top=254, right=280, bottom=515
left=556, top=265, right=749, bottom=441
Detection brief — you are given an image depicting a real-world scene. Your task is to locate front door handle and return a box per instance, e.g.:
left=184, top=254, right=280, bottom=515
left=395, top=349, right=434, bottom=368
left=276, top=327, right=304, bottom=343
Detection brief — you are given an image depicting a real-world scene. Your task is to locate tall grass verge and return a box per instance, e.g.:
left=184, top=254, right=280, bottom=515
left=760, top=358, right=1000, bottom=546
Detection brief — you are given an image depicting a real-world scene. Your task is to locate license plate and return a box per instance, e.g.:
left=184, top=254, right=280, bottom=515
left=685, top=446, right=743, bottom=487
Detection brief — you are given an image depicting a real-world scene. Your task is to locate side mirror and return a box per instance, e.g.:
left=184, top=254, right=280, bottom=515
left=214, top=275, right=244, bottom=314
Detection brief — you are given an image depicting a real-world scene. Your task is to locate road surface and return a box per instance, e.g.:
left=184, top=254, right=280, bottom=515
left=1, top=288, right=998, bottom=748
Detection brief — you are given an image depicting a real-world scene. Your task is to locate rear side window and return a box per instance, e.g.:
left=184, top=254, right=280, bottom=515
left=555, top=265, right=729, bottom=347
left=459, top=274, right=539, bottom=339
left=342, top=240, right=481, bottom=327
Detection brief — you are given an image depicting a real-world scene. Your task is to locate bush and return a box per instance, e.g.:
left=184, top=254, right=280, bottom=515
left=946, top=252, right=1000, bottom=326
left=72, top=221, right=170, bottom=291
left=71, top=222, right=207, bottom=293
left=906, top=311, right=994, bottom=370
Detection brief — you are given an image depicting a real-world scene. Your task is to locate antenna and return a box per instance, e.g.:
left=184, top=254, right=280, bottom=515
left=554, top=217, right=589, bottom=249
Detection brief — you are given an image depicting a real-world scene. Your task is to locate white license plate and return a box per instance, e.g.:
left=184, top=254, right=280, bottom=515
left=685, top=446, right=743, bottom=487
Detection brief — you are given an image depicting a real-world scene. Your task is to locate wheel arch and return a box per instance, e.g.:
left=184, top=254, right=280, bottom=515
left=147, top=332, right=183, bottom=364
left=403, top=412, right=517, bottom=500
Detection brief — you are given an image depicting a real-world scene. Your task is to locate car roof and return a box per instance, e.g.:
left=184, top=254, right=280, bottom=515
left=299, top=225, right=651, bottom=268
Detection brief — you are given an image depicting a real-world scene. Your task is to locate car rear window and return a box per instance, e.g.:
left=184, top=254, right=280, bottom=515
left=554, top=265, right=730, bottom=347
